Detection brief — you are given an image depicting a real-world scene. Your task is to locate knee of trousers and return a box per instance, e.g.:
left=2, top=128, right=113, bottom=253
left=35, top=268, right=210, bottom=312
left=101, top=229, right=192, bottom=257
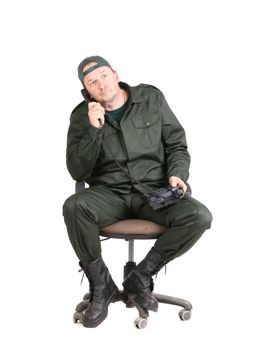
left=62, top=193, right=98, bottom=222
left=62, top=194, right=76, bottom=218
left=195, top=203, right=213, bottom=230
left=172, top=198, right=213, bottom=230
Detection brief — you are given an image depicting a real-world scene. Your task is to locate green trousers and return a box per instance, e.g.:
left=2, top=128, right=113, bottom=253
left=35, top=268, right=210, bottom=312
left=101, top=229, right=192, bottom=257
left=63, top=185, right=212, bottom=264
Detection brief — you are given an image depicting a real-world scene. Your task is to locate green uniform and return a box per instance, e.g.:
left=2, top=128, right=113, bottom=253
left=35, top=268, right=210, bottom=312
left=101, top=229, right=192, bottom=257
left=63, top=82, right=212, bottom=264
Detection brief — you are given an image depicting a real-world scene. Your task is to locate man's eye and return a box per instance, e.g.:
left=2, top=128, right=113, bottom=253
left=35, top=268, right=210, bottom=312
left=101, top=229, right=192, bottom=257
left=102, top=74, right=107, bottom=79
left=90, top=80, right=97, bottom=86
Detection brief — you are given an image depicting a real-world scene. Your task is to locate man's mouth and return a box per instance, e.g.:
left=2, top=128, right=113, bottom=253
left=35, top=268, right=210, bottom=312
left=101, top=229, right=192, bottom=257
left=101, top=90, right=111, bottom=96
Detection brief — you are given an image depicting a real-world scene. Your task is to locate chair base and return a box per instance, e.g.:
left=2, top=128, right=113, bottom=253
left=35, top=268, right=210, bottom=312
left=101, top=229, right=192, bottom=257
left=73, top=260, right=193, bottom=328
left=73, top=289, right=192, bottom=328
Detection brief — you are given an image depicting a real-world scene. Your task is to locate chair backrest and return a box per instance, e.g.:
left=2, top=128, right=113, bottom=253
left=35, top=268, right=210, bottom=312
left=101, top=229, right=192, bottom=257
left=75, top=180, right=85, bottom=193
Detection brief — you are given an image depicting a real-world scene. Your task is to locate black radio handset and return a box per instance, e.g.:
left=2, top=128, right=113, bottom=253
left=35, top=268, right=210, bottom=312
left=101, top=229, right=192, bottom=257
left=81, top=88, right=93, bottom=103
left=81, top=88, right=104, bottom=128
left=98, top=118, right=103, bottom=128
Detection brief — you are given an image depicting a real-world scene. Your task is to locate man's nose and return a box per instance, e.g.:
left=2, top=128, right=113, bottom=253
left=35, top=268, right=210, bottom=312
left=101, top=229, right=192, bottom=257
left=97, top=79, right=106, bottom=90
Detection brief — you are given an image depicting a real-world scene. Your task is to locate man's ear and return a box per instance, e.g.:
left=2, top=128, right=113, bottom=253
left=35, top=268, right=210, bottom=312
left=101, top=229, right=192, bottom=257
left=114, top=70, right=120, bottom=83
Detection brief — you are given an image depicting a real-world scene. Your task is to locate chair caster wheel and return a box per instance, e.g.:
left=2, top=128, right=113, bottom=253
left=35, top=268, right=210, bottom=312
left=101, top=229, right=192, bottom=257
left=73, top=311, right=83, bottom=323
left=134, top=317, right=148, bottom=329
left=178, top=309, right=192, bottom=321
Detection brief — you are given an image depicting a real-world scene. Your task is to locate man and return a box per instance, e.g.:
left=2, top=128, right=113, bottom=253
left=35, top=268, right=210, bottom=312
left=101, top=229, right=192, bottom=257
left=63, top=55, right=212, bottom=328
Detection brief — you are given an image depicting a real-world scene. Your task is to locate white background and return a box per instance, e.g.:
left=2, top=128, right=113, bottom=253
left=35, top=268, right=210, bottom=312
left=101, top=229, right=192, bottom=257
left=0, top=0, right=253, bottom=348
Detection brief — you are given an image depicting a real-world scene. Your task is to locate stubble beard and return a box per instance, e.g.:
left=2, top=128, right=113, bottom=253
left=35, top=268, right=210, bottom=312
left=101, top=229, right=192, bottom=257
left=100, top=91, right=118, bottom=110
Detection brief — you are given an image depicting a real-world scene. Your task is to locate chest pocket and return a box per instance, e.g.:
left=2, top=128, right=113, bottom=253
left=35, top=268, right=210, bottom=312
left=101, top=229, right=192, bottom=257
left=131, top=111, right=161, bottom=147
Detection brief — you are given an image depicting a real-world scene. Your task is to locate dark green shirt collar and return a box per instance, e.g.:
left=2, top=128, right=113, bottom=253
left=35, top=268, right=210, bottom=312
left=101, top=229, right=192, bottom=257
left=119, top=82, right=144, bottom=104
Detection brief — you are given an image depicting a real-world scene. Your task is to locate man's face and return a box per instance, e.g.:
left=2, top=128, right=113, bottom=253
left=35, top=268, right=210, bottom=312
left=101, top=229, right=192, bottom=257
left=83, top=62, right=120, bottom=104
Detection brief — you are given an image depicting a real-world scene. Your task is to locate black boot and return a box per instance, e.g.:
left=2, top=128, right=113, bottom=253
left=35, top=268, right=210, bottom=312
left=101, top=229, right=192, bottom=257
left=80, top=256, right=119, bottom=328
left=122, top=248, right=166, bottom=312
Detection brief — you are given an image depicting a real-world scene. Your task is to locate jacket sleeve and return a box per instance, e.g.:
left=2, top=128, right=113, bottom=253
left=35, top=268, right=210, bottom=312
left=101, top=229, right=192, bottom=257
left=160, top=93, right=191, bottom=183
left=66, top=107, right=102, bottom=181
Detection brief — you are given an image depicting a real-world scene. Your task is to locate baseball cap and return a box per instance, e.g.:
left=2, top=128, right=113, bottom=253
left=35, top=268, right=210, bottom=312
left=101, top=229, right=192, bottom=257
left=77, top=56, right=111, bottom=83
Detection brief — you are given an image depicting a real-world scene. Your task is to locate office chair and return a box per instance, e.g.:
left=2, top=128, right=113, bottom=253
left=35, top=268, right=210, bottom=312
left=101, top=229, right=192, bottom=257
left=73, top=181, right=192, bottom=329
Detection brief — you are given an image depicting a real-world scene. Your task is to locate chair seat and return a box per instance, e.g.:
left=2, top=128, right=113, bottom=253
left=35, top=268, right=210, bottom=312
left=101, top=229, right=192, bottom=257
left=100, top=219, right=166, bottom=240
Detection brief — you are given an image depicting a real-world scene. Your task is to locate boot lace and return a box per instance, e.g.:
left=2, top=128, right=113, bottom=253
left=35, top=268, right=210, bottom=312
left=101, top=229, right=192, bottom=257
left=79, top=268, right=85, bottom=285
left=78, top=268, right=95, bottom=300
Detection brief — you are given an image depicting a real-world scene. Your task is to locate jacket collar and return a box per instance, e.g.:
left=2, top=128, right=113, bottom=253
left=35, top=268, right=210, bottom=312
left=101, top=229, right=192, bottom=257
left=119, top=82, right=144, bottom=104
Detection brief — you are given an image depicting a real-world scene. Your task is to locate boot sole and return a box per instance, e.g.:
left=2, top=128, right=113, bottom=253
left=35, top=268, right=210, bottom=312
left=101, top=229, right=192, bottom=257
left=134, top=294, right=158, bottom=312
left=123, top=279, right=158, bottom=312
left=82, top=288, right=118, bottom=328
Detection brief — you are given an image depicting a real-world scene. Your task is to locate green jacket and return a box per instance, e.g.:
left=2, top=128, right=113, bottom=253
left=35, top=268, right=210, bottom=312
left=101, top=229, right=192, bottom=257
left=66, top=82, right=190, bottom=194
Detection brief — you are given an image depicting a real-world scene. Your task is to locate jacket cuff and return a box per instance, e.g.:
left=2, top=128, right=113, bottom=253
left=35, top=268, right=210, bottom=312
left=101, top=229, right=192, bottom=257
left=168, top=169, right=189, bottom=183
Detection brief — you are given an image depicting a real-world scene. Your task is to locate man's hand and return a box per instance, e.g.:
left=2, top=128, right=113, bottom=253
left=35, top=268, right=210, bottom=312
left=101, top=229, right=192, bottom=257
left=88, top=102, right=105, bottom=128
left=169, top=176, right=187, bottom=193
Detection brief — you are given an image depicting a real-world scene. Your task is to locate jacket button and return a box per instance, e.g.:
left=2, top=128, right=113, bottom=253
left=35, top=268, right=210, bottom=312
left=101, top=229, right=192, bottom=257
left=146, top=121, right=150, bottom=126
